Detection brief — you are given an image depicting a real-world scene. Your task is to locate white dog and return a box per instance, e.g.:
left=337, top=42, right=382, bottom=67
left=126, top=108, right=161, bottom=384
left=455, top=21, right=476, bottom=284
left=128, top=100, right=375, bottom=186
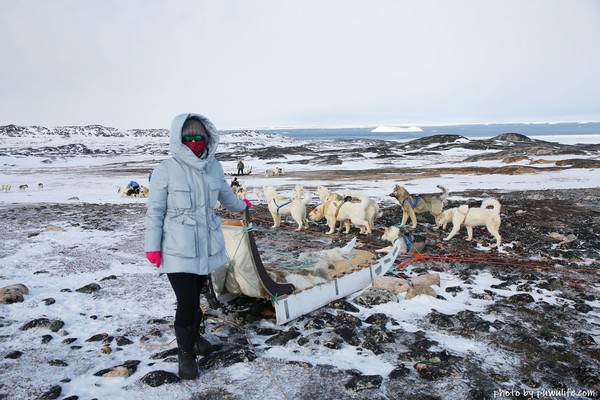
left=437, top=198, right=502, bottom=247
left=19, top=184, right=28, bottom=191
left=316, top=185, right=343, bottom=203
left=343, top=190, right=383, bottom=230
left=264, top=167, right=285, bottom=177
left=309, top=192, right=373, bottom=234
left=379, top=225, right=426, bottom=254
left=264, top=186, right=312, bottom=231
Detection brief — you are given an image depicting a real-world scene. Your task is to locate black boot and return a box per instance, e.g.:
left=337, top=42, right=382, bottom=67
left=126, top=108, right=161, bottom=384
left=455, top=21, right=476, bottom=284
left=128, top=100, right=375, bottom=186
left=174, top=325, right=199, bottom=380
left=193, top=309, right=213, bottom=357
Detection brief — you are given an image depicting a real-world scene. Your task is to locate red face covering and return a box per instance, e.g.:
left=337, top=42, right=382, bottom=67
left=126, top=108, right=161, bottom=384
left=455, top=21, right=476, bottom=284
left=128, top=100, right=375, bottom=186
left=184, top=140, right=207, bottom=156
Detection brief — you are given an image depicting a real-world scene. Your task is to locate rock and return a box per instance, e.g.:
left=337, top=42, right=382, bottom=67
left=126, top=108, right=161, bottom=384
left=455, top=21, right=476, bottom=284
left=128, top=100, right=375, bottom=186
left=5, top=350, right=23, bottom=359
left=0, top=284, right=29, bottom=304
left=363, top=324, right=394, bottom=345
left=48, top=359, right=68, bottom=367
left=334, top=327, right=361, bottom=346
left=323, top=337, right=343, bottom=349
left=42, top=298, right=56, bottom=306
left=574, top=332, right=596, bottom=347
left=20, top=318, right=64, bottom=332
left=139, top=370, right=181, bottom=387
left=344, top=374, right=383, bottom=392
left=115, top=336, right=134, bottom=346
left=576, top=362, right=600, bottom=392
left=198, top=345, right=257, bottom=369
left=264, top=330, right=301, bottom=346
left=427, top=310, right=454, bottom=329
left=372, top=276, right=410, bottom=294
left=507, top=293, right=535, bottom=304
left=94, top=360, right=140, bottom=377
left=38, top=384, right=61, bottom=400
left=405, top=286, right=437, bottom=300
left=364, top=313, right=389, bottom=327
left=334, top=312, right=362, bottom=328
left=362, top=339, right=384, bottom=355
left=414, top=362, right=461, bottom=380
left=410, top=273, right=441, bottom=287
left=389, top=364, right=411, bottom=379
left=353, top=287, right=397, bottom=307
left=44, top=224, right=65, bottom=232
left=86, top=333, right=110, bottom=342
left=75, top=283, right=101, bottom=294
left=150, top=347, right=178, bottom=360
left=327, top=299, right=359, bottom=312
left=574, top=303, right=593, bottom=314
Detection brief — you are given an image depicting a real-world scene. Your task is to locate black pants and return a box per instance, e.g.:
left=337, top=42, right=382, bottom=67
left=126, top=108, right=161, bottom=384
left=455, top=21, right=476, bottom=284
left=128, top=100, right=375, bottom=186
left=167, top=273, right=207, bottom=327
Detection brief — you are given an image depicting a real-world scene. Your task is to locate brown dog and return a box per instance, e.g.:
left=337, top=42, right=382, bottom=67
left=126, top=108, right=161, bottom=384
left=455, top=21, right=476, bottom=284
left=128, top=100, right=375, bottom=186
left=389, top=185, right=448, bottom=228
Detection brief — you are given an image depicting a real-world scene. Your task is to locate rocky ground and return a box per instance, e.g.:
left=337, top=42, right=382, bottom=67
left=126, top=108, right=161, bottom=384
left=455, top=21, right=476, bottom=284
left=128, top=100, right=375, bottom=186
left=225, top=187, right=600, bottom=398
left=2, top=132, right=600, bottom=399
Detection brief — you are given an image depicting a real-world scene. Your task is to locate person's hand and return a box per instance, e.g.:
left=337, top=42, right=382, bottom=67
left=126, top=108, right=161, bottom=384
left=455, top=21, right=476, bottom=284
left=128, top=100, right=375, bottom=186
left=243, top=198, right=252, bottom=208
left=146, top=251, right=161, bottom=268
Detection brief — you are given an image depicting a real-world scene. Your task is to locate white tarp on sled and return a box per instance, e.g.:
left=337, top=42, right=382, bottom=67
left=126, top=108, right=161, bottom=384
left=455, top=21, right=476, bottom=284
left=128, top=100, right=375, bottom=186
left=211, top=218, right=401, bottom=324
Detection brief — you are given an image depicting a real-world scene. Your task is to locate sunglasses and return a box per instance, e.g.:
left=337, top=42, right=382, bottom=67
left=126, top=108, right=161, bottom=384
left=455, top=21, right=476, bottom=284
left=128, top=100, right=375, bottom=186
left=182, top=135, right=205, bottom=142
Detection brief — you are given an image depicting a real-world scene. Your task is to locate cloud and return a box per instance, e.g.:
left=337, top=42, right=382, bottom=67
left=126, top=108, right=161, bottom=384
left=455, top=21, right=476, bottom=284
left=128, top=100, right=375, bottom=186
left=1, top=0, right=599, bottom=129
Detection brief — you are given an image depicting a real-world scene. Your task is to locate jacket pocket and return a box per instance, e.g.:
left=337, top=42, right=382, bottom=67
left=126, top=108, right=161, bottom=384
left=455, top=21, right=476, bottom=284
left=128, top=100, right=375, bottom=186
left=163, top=216, right=197, bottom=258
left=208, top=215, right=224, bottom=257
left=171, top=189, right=192, bottom=211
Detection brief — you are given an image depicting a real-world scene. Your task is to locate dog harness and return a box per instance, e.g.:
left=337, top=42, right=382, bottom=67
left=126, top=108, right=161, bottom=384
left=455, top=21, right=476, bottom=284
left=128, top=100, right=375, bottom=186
left=271, top=198, right=292, bottom=214
left=402, top=195, right=420, bottom=208
left=392, top=227, right=413, bottom=252
left=403, top=232, right=414, bottom=252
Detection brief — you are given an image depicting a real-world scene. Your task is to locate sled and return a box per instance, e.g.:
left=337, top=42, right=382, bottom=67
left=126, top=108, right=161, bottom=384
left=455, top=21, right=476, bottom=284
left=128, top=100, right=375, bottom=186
left=211, top=209, right=402, bottom=324
left=227, top=166, right=253, bottom=177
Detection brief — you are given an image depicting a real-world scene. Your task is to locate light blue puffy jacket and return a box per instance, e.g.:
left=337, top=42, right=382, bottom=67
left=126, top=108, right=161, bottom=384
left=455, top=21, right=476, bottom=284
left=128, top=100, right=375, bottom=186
left=144, top=113, right=246, bottom=275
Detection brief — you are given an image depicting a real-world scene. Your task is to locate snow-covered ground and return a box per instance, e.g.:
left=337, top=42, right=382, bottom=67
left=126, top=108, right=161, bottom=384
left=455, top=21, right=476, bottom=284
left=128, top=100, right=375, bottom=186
left=1, top=130, right=599, bottom=399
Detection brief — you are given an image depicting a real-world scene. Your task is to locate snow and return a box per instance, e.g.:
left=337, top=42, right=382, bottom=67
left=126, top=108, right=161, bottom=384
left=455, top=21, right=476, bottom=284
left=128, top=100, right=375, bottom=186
left=0, top=130, right=599, bottom=399
left=371, top=125, right=423, bottom=133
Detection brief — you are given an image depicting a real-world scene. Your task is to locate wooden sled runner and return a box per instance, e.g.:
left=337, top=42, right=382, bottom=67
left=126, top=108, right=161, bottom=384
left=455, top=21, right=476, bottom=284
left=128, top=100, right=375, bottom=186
left=211, top=210, right=402, bottom=324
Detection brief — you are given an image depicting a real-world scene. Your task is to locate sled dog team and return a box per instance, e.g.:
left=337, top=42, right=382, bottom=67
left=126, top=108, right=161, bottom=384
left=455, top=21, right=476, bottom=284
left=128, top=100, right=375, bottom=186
left=0, top=183, right=45, bottom=192
left=244, top=183, right=502, bottom=248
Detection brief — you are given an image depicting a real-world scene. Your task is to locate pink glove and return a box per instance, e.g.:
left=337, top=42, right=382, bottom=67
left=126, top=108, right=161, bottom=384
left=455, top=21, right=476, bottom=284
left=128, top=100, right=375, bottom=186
left=243, top=198, right=252, bottom=208
left=146, top=251, right=161, bottom=268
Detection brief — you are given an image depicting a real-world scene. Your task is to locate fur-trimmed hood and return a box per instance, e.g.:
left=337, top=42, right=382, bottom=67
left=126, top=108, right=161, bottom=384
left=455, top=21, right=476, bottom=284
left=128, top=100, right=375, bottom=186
left=170, top=113, right=220, bottom=170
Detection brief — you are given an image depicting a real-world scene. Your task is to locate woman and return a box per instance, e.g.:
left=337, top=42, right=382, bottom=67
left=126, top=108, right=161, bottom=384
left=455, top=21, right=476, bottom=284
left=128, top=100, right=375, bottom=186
left=144, top=113, right=251, bottom=379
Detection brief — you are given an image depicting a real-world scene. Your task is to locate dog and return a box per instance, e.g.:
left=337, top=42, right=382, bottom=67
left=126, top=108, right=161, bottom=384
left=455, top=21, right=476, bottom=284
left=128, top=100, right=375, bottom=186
left=38, top=183, right=43, bottom=190
left=389, top=184, right=448, bottom=228
left=316, top=185, right=343, bottom=203
left=233, top=186, right=247, bottom=200
left=263, top=186, right=312, bottom=231
left=138, top=186, right=150, bottom=198
left=117, top=185, right=149, bottom=198
left=437, top=198, right=502, bottom=248
left=264, top=167, right=284, bottom=177
left=1, top=184, right=11, bottom=192
left=19, top=184, right=28, bottom=191
left=309, top=192, right=373, bottom=234
left=334, top=190, right=383, bottom=232
left=380, top=225, right=426, bottom=254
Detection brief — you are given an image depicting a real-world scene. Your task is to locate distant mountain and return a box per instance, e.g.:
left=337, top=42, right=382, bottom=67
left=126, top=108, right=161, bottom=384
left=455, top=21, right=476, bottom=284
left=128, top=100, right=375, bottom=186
left=0, top=124, right=169, bottom=138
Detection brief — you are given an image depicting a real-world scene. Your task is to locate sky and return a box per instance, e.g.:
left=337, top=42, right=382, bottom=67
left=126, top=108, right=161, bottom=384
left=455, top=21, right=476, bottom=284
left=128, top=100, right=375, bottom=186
left=1, top=0, right=600, bottom=130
